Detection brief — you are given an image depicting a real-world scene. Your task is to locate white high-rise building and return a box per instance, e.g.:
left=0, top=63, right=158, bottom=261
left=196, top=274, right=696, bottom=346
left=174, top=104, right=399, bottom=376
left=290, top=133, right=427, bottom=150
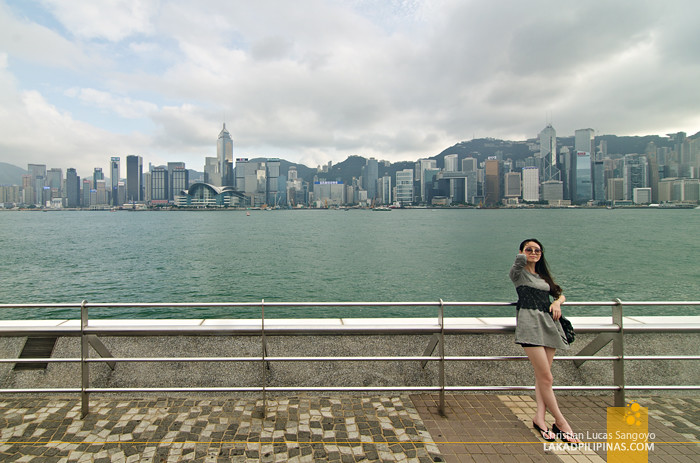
left=522, top=167, right=539, bottom=202
left=444, top=154, right=458, bottom=172
left=395, top=169, right=414, bottom=205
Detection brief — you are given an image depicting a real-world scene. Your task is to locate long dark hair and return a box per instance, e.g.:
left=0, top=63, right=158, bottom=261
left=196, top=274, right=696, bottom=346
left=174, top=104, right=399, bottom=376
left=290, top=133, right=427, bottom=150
left=519, top=238, right=562, bottom=298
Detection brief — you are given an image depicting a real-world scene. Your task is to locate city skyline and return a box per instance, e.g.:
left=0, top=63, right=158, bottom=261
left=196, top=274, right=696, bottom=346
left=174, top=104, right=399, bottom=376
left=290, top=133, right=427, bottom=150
left=1, top=0, right=699, bottom=178
left=3, top=122, right=698, bottom=209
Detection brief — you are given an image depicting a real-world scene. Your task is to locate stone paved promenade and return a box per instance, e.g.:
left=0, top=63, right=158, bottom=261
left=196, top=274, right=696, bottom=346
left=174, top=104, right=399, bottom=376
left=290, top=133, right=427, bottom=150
left=1, top=394, right=698, bottom=462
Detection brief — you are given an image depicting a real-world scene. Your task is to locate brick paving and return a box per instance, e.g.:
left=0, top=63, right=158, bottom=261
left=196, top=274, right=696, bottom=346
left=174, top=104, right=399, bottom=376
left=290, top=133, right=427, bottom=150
left=0, top=394, right=698, bottom=462
left=413, top=394, right=700, bottom=463
left=0, top=395, right=441, bottom=462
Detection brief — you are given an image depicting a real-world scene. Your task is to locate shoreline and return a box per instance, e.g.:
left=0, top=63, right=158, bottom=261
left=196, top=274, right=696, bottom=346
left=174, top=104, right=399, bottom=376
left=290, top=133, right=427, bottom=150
left=2, top=204, right=699, bottom=212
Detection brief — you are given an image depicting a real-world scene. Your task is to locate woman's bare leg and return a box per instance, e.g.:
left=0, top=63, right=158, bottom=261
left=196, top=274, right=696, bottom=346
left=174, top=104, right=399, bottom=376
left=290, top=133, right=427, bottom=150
left=524, top=346, right=577, bottom=438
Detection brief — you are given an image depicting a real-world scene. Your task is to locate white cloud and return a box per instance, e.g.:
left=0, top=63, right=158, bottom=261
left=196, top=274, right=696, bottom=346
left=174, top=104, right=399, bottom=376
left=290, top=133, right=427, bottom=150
left=40, top=0, right=159, bottom=41
left=1, top=0, right=699, bottom=177
left=0, top=1, right=95, bottom=69
left=65, top=87, right=158, bottom=119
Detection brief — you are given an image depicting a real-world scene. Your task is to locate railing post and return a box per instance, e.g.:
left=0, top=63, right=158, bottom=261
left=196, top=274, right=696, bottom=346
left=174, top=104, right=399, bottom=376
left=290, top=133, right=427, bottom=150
left=438, top=299, right=445, bottom=416
left=80, top=300, right=89, bottom=418
left=261, top=299, right=266, bottom=411
left=612, top=298, right=625, bottom=407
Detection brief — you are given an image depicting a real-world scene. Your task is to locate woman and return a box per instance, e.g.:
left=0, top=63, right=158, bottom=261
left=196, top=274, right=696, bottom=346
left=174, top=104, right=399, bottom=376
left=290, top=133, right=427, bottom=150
left=509, top=238, right=580, bottom=444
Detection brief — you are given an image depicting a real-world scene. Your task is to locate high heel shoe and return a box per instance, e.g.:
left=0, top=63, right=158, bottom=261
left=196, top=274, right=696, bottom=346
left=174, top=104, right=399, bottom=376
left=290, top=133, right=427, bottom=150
left=532, top=422, right=555, bottom=442
left=552, top=423, right=580, bottom=444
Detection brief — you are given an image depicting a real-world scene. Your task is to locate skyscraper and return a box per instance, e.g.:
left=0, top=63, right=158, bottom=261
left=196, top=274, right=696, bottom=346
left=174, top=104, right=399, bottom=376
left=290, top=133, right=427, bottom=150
left=461, top=157, right=477, bottom=173
left=82, top=179, right=91, bottom=207
left=378, top=175, right=392, bottom=205
left=364, top=157, right=378, bottom=200
left=217, top=124, right=233, bottom=186
left=66, top=168, right=80, bottom=208
left=417, top=159, right=437, bottom=203
left=46, top=168, right=63, bottom=196
left=623, top=154, right=649, bottom=201
left=572, top=151, right=592, bottom=203
left=266, top=159, right=281, bottom=205
left=126, top=155, right=143, bottom=202
left=27, top=164, right=46, bottom=206
left=110, top=157, right=120, bottom=206
left=484, top=159, right=502, bottom=206
left=504, top=172, right=521, bottom=199
left=395, top=169, right=414, bottom=205
left=170, top=164, right=189, bottom=201
left=168, top=162, right=187, bottom=201
left=539, top=124, right=559, bottom=181
left=151, top=166, right=169, bottom=202
left=444, top=154, right=459, bottom=172
left=522, top=167, right=539, bottom=202
left=204, top=157, right=220, bottom=185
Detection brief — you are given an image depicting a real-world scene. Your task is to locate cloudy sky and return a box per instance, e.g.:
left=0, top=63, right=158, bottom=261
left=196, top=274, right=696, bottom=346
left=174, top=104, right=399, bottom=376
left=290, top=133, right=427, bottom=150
left=1, top=0, right=698, bottom=178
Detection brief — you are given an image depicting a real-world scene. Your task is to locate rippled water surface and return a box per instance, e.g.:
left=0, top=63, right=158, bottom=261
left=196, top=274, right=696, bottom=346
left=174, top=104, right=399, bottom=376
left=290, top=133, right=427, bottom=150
left=1, top=208, right=698, bottom=319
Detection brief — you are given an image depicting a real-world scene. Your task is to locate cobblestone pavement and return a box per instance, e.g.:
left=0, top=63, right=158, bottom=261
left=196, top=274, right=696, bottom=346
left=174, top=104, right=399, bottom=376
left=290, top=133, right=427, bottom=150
left=0, top=395, right=442, bottom=462
left=1, top=395, right=698, bottom=462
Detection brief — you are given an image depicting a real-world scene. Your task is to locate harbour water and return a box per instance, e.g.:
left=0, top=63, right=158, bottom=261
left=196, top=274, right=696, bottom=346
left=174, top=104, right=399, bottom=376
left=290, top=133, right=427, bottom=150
left=0, top=208, right=698, bottom=320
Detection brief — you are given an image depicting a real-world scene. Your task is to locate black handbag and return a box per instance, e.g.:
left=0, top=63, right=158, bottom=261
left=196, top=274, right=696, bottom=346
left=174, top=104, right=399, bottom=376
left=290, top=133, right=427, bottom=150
left=559, top=316, right=575, bottom=344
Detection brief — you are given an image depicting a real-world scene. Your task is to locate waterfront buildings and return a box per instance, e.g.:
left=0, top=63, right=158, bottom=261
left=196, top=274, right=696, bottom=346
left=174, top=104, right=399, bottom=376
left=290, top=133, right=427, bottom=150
left=417, top=159, right=437, bottom=203
left=168, top=162, right=188, bottom=201
left=3, top=123, right=699, bottom=209
left=484, top=159, right=502, bottom=206
left=395, top=169, right=414, bottom=205
left=204, top=157, right=219, bottom=186
left=378, top=176, right=392, bottom=205
left=444, top=154, right=459, bottom=172
left=504, top=172, right=521, bottom=200
left=150, top=166, right=169, bottom=203
left=126, top=155, right=143, bottom=203
left=217, top=124, right=233, bottom=187
left=110, top=157, right=120, bottom=206
left=66, top=168, right=80, bottom=208
left=623, top=154, right=649, bottom=201
left=364, top=158, right=378, bottom=201
left=539, top=124, right=559, bottom=182
left=522, top=167, right=539, bottom=202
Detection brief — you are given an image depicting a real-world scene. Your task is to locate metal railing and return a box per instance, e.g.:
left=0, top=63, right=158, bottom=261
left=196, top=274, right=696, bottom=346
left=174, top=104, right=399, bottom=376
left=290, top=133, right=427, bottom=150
left=1, top=299, right=699, bottom=417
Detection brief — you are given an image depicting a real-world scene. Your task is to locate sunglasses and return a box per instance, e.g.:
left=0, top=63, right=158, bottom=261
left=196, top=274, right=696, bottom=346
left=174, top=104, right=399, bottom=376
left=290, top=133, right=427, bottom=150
left=524, top=247, right=542, bottom=254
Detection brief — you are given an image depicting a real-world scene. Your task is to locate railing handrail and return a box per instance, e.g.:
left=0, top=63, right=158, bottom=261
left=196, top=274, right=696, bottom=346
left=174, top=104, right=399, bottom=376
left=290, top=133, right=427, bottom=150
left=3, top=300, right=700, bottom=310
left=1, top=299, right=699, bottom=417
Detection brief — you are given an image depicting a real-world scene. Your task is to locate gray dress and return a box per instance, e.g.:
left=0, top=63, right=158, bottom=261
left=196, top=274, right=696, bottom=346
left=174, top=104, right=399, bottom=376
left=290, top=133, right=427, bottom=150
left=509, top=254, right=568, bottom=349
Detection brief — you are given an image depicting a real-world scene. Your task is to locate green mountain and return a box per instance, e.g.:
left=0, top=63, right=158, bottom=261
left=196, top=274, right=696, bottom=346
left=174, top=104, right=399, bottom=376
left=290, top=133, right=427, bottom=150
left=0, top=162, right=26, bottom=185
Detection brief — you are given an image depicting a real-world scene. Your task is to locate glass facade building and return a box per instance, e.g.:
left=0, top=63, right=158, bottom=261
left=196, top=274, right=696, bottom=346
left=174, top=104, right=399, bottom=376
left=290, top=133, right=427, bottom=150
left=151, top=167, right=169, bottom=202
left=110, top=157, right=120, bottom=206
left=573, top=151, right=592, bottom=203
left=126, top=155, right=143, bottom=202
left=395, top=169, right=414, bottom=205
left=66, top=168, right=80, bottom=208
left=217, top=124, right=233, bottom=186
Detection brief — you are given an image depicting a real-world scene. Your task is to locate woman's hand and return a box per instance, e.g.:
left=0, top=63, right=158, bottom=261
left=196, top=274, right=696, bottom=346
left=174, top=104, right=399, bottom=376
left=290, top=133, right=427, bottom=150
left=550, top=299, right=563, bottom=320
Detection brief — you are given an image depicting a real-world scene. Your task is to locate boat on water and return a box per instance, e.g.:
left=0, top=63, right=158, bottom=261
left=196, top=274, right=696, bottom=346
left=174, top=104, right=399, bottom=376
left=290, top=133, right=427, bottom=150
left=372, top=206, right=391, bottom=211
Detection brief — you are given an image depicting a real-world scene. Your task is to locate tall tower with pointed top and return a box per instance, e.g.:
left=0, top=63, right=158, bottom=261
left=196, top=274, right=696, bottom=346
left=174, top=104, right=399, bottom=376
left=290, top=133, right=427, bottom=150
left=539, top=124, right=559, bottom=181
left=217, top=123, right=233, bottom=186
